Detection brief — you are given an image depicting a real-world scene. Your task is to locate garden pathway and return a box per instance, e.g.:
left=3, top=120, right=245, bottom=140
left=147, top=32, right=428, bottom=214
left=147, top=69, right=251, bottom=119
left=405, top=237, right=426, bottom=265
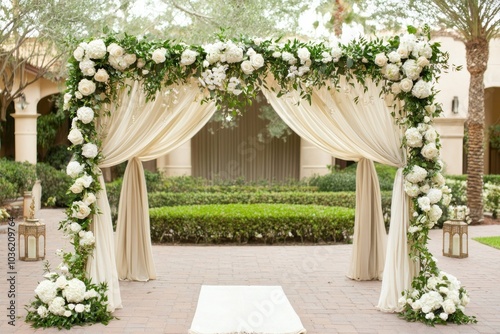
left=0, top=209, right=499, bottom=333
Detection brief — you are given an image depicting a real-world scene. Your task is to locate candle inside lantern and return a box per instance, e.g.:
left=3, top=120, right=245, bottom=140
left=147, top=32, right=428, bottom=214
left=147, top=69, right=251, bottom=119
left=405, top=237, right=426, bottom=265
left=452, top=234, right=460, bottom=256
left=28, top=236, right=36, bottom=258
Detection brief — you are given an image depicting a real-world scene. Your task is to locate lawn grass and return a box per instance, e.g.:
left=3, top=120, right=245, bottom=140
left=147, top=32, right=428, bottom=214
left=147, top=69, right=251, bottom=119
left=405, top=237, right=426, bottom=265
left=473, top=236, right=500, bottom=250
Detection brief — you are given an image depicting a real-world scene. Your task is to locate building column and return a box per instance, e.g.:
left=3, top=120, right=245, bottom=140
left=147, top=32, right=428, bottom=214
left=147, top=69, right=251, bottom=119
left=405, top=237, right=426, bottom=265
left=156, top=140, right=192, bottom=176
left=433, top=117, right=466, bottom=175
left=299, top=138, right=333, bottom=179
left=11, top=112, right=40, bottom=164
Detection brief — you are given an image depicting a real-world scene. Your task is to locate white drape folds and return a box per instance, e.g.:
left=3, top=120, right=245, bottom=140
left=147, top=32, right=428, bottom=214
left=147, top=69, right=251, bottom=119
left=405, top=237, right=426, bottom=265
left=262, top=77, right=412, bottom=308
left=89, top=80, right=216, bottom=309
left=377, top=168, right=418, bottom=312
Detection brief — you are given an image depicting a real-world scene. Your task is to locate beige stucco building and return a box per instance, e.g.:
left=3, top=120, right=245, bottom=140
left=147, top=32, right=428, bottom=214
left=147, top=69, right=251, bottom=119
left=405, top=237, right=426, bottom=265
left=2, top=37, right=500, bottom=181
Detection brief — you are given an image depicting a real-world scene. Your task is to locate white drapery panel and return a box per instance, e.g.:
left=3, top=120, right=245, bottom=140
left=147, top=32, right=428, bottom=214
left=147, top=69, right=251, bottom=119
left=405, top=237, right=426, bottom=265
left=89, top=80, right=216, bottom=310
left=262, top=77, right=411, bottom=310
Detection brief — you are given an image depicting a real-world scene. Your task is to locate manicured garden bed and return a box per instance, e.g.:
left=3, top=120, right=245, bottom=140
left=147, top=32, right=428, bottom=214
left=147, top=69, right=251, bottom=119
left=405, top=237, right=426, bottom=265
left=149, top=203, right=355, bottom=244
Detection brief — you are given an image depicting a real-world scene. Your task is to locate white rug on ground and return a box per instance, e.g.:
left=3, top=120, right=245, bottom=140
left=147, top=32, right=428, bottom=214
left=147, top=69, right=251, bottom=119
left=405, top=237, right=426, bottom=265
left=189, top=285, right=307, bottom=334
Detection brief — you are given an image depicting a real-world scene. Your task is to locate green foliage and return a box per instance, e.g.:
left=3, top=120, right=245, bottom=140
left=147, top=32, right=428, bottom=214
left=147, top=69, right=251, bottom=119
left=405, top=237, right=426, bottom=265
left=473, top=236, right=500, bottom=250
left=0, top=158, right=37, bottom=197
left=0, top=177, right=16, bottom=205
left=149, top=190, right=357, bottom=207
left=150, top=203, right=355, bottom=244
left=36, top=163, right=73, bottom=207
left=308, top=163, right=396, bottom=192
left=42, top=145, right=73, bottom=171
left=483, top=183, right=500, bottom=219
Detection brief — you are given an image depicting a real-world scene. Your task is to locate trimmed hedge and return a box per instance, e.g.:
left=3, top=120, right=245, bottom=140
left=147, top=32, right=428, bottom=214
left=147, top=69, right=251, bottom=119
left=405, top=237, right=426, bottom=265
left=36, top=163, right=73, bottom=207
left=148, top=190, right=392, bottom=209
left=149, top=204, right=355, bottom=244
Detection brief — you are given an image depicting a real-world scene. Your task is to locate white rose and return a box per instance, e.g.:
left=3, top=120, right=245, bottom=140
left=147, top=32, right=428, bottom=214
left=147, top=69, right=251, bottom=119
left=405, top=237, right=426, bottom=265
left=75, top=304, right=85, bottom=313
left=461, top=294, right=470, bottom=306
left=400, top=78, right=414, bottom=92
left=68, top=128, right=84, bottom=145
left=136, top=58, right=146, bottom=68
left=412, top=80, right=432, bottom=99
left=420, top=43, right=433, bottom=58
left=94, top=68, right=110, bottom=83
left=331, top=46, right=342, bottom=61
left=384, top=64, right=400, bottom=81
left=241, top=60, right=254, bottom=75
left=432, top=173, right=445, bottom=186
left=66, top=161, right=84, bottom=178
left=84, top=289, right=99, bottom=300
left=63, top=93, right=72, bottom=104
left=391, top=82, right=401, bottom=94
left=374, top=53, right=388, bottom=67
left=107, top=43, right=124, bottom=57
left=421, top=142, right=439, bottom=160
left=408, top=225, right=421, bottom=233
left=79, top=230, right=96, bottom=246
left=76, top=106, right=94, bottom=124
left=78, top=79, right=96, bottom=96
left=397, top=45, right=410, bottom=59
left=67, top=303, right=75, bottom=310
left=124, top=53, right=137, bottom=66
left=281, top=51, right=296, bottom=65
left=70, top=222, right=82, bottom=233
left=439, top=312, right=448, bottom=321
left=297, top=47, right=311, bottom=63
left=180, top=49, right=199, bottom=66
left=86, top=39, right=107, bottom=59
left=425, top=312, right=435, bottom=320
left=152, top=48, right=167, bottom=64
left=425, top=104, right=436, bottom=114
left=76, top=174, right=93, bottom=188
left=83, top=193, right=97, bottom=205
left=75, top=91, right=83, bottom=99
left=71, top=201, right=91, bottom=219
left=73, top=46, right=85, bottom=61
left=250, top=53, right=265, bottom=69
left=81, top=143, right=98, bottom=159
left=79, top=59, right=96, bottom=76
left=425, top=127, right=438, bottom=143
left=417, top=56, right=430, bottom=68
left=442, top=299, right=456, bottom=314
left=70, top=182, right=84, bottom=194
left=272, top=51, right=282, bottom=58
left=420, top=183, right=430, bottom=194
left=387, top=51, right=401, bottom=63
left=424, top=116, right=431, bottom=123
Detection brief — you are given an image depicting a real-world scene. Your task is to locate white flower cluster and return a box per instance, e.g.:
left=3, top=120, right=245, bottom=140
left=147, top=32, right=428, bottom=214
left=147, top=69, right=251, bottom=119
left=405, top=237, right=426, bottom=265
left=400, top=271, right=470, bottom=322
left=108, top=43, right=136, bottom=71
left=405, top=123, right=440, bottom=160
left=448, top=205, right=471, bottom=223
left=377, top=34, right=433, bottom=99
left=33, top=275, right=100, bottom=319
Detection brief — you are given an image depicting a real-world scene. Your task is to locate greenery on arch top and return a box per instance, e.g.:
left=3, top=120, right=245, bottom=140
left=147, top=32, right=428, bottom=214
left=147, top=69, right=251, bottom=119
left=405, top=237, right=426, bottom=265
left=25, top=25, right=477, bottom=328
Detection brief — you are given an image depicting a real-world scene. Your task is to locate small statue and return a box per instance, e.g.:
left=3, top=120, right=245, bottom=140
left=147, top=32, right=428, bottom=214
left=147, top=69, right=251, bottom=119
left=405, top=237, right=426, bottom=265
left=28, top=197, right=35, bottom=220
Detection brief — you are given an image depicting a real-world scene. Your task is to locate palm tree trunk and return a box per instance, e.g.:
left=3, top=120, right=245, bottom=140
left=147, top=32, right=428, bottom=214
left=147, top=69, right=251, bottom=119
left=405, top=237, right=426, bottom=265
left=465, top=37, right=488, bottom=224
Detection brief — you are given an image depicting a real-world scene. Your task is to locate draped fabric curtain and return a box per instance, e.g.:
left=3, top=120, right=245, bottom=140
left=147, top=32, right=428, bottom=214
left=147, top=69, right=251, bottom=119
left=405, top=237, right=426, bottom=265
left=89, top=80, right=216, bottom=310
left=262, top=77, right=412, bottom=311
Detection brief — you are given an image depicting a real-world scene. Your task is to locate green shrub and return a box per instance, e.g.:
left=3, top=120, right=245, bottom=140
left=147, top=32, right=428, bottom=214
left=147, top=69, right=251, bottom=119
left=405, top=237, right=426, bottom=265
left=148, top=191, right=362, bottom=208
left=149, top=204, right=355, bottom=244
left=43, top=145, right=72, bottom=171
left=0, top=158, right=37, bottom=197
left=0, top=178, right=17, bottom=205
left=105, top=178, right=123, bottom=225
left=36, top=163, right=73, bottom=207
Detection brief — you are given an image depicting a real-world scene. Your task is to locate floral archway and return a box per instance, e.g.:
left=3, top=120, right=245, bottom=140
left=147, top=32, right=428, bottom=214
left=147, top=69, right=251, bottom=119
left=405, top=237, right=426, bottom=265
left=26, top=26, right=476, bottom=328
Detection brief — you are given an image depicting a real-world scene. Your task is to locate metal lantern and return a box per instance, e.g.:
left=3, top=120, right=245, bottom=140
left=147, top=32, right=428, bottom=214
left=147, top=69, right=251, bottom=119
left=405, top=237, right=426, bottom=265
left=443, top=220, right=468, bottom=258
left=18, top=198, right=46, bottom=261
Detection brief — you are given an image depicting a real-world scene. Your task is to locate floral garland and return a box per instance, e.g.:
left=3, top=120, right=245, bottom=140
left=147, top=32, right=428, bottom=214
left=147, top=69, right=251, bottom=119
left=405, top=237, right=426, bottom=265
left=26, top=26, right=476, bottom=328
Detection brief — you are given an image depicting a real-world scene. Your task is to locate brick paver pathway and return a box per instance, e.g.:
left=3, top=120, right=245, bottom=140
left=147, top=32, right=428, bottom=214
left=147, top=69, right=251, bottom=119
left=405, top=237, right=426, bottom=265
left=1, top=209, right=499, bottom=333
